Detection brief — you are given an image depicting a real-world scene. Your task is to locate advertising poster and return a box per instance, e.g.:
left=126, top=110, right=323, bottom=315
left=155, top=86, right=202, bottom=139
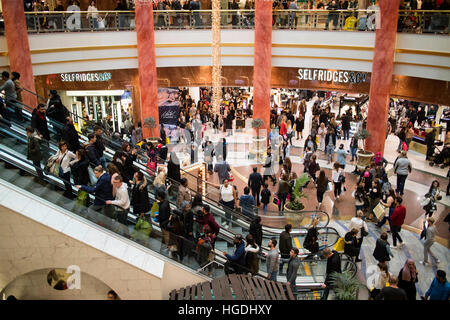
left=158, top=87, right=180, bottom=141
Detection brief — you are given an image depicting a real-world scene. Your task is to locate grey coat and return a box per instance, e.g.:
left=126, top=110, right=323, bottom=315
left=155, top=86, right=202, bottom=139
left=286, top=256, right=301, bottom=284
left=394, top=157, right=412, bottom=176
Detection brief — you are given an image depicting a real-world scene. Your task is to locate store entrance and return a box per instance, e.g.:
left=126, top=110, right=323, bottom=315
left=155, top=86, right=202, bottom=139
left=64, top=90, right=133, bottom=135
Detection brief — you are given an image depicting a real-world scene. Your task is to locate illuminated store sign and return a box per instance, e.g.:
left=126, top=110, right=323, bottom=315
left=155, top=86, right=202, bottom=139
left=60, top=72, right=112, bottom=82
left=297, top=68, right=367, bottom=84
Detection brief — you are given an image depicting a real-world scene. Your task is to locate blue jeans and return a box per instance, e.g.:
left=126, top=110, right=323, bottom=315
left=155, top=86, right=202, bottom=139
left=350, top=147, right=357, bottom=161
left=343, top=129, right=350, bottom=140
left=263, top=203, right=268, bottom=212
left=396, top=174, right=408, bottom=195
left=99, top=156, right=107, bottom=169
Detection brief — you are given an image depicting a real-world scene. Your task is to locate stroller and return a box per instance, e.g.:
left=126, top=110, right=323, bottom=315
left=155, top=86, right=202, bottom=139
left=429, top=144, right=450, bottom=168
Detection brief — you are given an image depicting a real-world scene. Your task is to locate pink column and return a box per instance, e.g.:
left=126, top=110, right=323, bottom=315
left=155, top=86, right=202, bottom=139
left=2, top=0, right=37, bottom=109
left=252, top=0, right=272, bottom=135
left=365, top=0, right=400, bottom=155
left=135, top=0, right=159, bottom=138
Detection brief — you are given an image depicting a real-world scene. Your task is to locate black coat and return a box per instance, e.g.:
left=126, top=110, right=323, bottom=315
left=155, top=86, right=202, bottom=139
left=31, top=109, right=50, bottom=141
left=168, top=155, right=181, bottom=182
left=325, top=132, right=337, bottom=147
left=95, top=134, right=105, bottom=157
left=249, top=221, right=263, bottom=247
left=279, top=231, right=293, bottom=256
left=87, top=144, right=101, bottom=168
left=62, top=124, right=81, bottom=152
left=131, top=181, right=150, bottom=215
left=398, top=269, right=418, bottom=301
left=248, top=172, right=264, bottom=190
left=70, top=158, right=90, bottom=185
left=158, top=199, right=171, bottom=230
left=47, top=96, right=69, bottom=124
left=373, top=238, right=391, bottom=262
left=183, top=209, right=194, bottom=237
left=325, top=251, right=342, bottom=286
left=123, top=153, right=137, bottom=182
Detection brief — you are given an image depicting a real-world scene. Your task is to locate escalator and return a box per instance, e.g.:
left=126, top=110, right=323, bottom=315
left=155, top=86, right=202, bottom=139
left=0, top=106, right=357, bottom=295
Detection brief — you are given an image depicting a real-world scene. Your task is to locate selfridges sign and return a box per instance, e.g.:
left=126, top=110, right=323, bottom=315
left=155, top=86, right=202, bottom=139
left=60, top=72, right=112, bottom=82
left=297, top=68, right=368, bottom=84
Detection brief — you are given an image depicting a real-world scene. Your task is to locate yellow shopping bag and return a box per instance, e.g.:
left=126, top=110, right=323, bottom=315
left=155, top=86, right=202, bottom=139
left=333, top=237, right=345, bottom=252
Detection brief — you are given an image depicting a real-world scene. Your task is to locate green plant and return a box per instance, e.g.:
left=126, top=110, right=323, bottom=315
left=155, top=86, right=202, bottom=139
left=285, top=173, right=309, bottom=211
left=330, top=270, right=364, bottom=300
left=251, top=118, right=264, bottom=129
left=353, top=128, right=371, bottom=152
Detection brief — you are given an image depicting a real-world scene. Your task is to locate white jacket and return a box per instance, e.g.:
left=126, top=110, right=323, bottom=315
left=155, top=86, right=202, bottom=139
left=55, top=150, right=76, bottom=174
left=110, top=183, right=130, bottom=210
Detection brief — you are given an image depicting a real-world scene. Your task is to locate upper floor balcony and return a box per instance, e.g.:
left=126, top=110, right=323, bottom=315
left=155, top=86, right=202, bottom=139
left=0, top=9, right=448, bottom=34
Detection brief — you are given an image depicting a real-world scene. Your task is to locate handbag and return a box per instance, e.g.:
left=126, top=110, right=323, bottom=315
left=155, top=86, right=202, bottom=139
left=333, top=237, right=345, bottom=252
left=272, top=196, right=279, bottom=205
left=327, top=181, right=333, bottom=192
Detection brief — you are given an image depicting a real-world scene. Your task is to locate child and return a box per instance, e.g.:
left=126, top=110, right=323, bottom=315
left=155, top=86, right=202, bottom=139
left=261, top=184, right=271, bottom=213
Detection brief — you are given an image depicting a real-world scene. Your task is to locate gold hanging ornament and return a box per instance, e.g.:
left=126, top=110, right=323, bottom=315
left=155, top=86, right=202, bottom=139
left=211, top=0, right=222, bottom=116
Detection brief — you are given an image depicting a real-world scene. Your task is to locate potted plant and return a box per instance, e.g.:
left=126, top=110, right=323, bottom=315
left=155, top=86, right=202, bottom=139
left=284, top=173, right=310, bottom=226
left=354, top=128, right=373, bottom=171
left=329, top=270, right=364, bottom=300
left=143, top=117, right=158, bottom=144
left=249, top=118, right=266, bottom=162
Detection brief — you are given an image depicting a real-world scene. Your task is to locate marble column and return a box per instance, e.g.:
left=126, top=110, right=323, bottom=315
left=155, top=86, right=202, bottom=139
left=252, top=0, right=272, bottom=136
left=364, top=0, right=400, bottom=156
left=1, top=0, right=37, bottom=109
left=135, top=0, right=159, bottom=138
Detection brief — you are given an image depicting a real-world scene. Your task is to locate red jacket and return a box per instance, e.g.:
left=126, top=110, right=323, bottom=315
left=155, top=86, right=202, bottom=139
left=280, top=122, right=287, bottom=136
left=196, top=213, right=220, bottom=235
left=391, top=205, right=406, bottom=226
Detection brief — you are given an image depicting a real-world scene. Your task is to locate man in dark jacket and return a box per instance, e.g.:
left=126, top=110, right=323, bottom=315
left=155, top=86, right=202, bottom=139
left=321, top=248, right=342, bottom=300
left=61, top=117, right=81, bottom=152
left=86, top=133, right=101, bottom=168
left=375, top=276, right=407, bottom=300
left=77, top=165, right=114, bottom=217
left=286, top=248, right=301, bottom=298
left=248, top=167, right=264, bottom=206
left=425, top=128, right=436, bottom=160
left=31, top=104, right=50, bottom=141
left=94, top=125, right=107, bottom=168
left=223, top=234, right=246, bottom=274
left=46, top=90, right=69, bottom=125
left=279, top=224, right=293, bottom=274
left=156, top=190, right=171, bottom=247
left=249, top=216, right=263, bottom=248
left=341, top=113, right=351, bottom=140
left=239, top=187, right=255, bottom=219
left=26, top=126, right=44, bottom=181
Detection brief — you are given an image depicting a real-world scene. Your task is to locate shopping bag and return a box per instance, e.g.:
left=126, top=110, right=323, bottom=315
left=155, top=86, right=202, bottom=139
left=166, top=137, right=170, bottom=145
left=373, top=202, right=385, bottom=220
left=75, top=190, right=88, bottom=208
left=299, top=152, right=305, bottom=164
left=228, top=173, right=234, bottom=182
left=327, top=181, right=333, bottom=192
left=333, top=237, right=345, bottom=252
left=131, top=217, right=152, bottom=240
left=272, top=196, right=279, bottom=205
left=386, top=167, right=395, bottom=179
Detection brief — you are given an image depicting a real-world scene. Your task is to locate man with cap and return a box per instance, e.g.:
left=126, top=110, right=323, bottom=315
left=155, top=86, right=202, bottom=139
left=223, top=234, right=246, bottom=275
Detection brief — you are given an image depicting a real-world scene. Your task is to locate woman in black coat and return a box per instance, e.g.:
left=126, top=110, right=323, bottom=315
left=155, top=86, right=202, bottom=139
left=31, top=104, right=50, bottom=141
left=121, top=141, right=137, bottom=183
left=167, top=151, right=181, bottom=183
left=70, top=149, right=90, bottom=186
left=398, top=259, right=419, bottom=301
left=249, top=216, right=263, bottom=248
left=131, top=171, right=150, bottom=216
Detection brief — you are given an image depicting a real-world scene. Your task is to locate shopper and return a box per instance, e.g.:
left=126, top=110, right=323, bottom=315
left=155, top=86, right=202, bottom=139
left=375, top=276, right=407, bottom=300
left=336, top=144, right=347, bottom=169
left=315, top=170, right=329, bottom=209
left=260, top=183, right=271, bottom=213
left=320, top=247, right=342, bottom=300
left=223, top=234, right=246, bottom=275
left=76, top=165, right=114, bottom=216
left=239, top=186, right=256, bottom=219
left=244, top=234, right=260, bottom=275
left=376, top=189, right=396, bottom=230
left=31, top=104, right=50, bottom=142
left=130, top=171, right=150, bottom=217
left=54, top=141, right=76, bottom=198
left=263, top=150, right=277, bottom=186
left=286, top=248, right=301, bottom=298
left=398, top=259, right=419, bottom=301
left=390, top=196, right=406, bottom=248
left=248, top=167, right=264, bottom=206
left=61, top=117, right=81, bottom=152
left=422, top=270, right=450, bottom=300
left=420, top=217, right=441, bottom=266
left=331, top=162, right=344, bottom=200
left=156, top=190, right=171, bottom=248
left=214, top=155, right=231, bottom=184
left=262, top=238, right=279, bottom=281
left=0, top=71, right=21, bottom=121
left=219, top=179, right=237, bottom=228
left=393, top=151, right=412, bottom=196
left=176, top=177, right=192, bottom=209
left=194, top=204, right=220, bottom=238
left=106, top=173, right=130, bottom=224
left=303, top=218, right=320, bottom=258
left=26, top=127, right=44, bottom=181
left=93, top=125, right=107, bottom=169
left=372, top=232, right=394, bottom=264
left=344, top=228, right=359, bottom=261
left=367, top=262, right=391, bottom=300
left=423, top=180, right=442, bottom=218
left=276, top=174, right=290, bottom=213
left=249, top=216, right=263, bottom=249
left=279, top=224, right=293, bottom=274
left=318, top=123, right=327, bottom=151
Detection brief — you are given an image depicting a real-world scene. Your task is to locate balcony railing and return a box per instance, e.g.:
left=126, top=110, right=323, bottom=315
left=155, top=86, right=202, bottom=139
left=0, top=9, right=447, bottom=34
